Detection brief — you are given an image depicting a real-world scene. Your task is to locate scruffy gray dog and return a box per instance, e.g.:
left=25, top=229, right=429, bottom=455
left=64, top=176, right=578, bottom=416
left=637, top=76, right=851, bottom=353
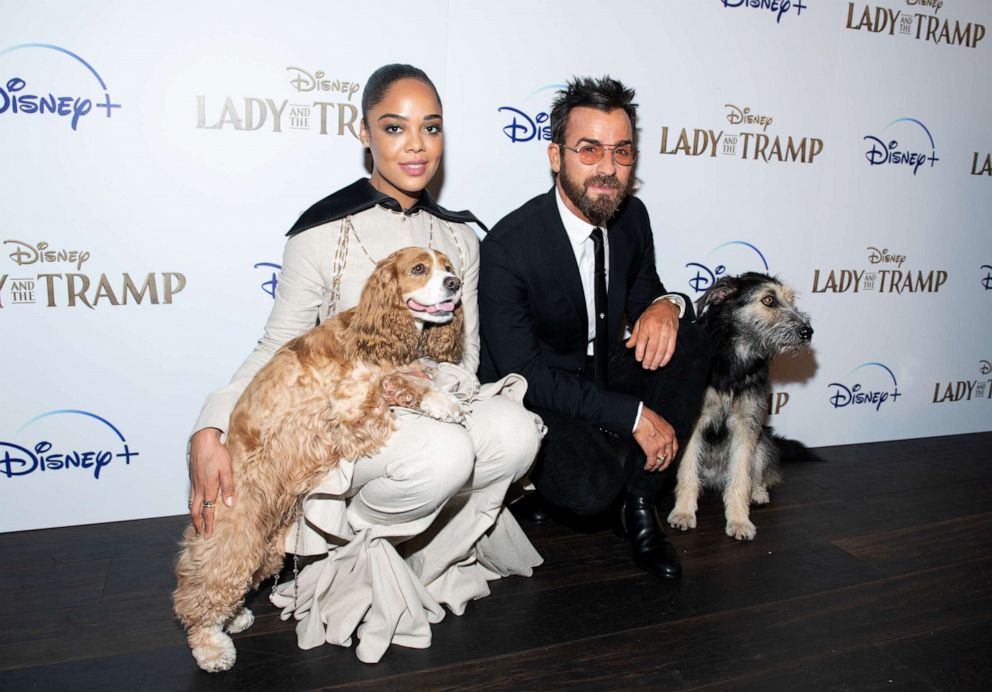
left=668, top=272, right=813, bottom=541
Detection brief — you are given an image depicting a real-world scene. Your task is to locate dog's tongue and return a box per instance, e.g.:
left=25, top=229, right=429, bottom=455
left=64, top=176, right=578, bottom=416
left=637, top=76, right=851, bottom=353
left=407, top=299, right=456, bottom=313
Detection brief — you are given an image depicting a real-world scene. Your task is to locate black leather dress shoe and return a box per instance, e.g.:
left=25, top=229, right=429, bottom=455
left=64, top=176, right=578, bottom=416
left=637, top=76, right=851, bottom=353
left=621, top=493, right=682, bottom=579
left=509, top=493, right=549, bottom=523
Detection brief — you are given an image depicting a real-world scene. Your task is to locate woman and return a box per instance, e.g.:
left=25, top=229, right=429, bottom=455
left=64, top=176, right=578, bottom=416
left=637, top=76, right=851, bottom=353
left=187, top=64, right=544, bottom=663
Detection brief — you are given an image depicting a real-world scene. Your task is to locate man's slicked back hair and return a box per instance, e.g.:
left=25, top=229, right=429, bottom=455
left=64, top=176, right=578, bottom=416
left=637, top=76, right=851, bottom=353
left=549, top=76, right=638, bottom=145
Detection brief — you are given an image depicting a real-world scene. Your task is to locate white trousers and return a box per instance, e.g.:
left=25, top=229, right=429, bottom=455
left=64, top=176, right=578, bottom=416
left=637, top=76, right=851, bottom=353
left=272, top=367, right=544, bottom=663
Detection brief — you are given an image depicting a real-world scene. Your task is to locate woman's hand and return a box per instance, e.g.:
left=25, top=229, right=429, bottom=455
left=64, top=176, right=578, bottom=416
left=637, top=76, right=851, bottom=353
left=188, top=428, right=235, bottom=538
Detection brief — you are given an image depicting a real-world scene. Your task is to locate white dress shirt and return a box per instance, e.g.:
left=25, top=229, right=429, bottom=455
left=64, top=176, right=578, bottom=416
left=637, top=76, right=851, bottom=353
left=555, top=186, right=607, bottom=355
left=553, top=187, right=686, bottom=432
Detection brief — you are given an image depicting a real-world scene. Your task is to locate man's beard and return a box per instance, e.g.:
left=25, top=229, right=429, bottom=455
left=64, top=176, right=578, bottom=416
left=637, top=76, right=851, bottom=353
left=558, top=160, right=627, bottom=227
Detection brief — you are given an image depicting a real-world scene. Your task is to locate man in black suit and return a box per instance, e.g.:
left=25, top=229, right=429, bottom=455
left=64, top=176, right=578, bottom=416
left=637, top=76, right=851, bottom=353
left=478, top=76, right=710, bottom=579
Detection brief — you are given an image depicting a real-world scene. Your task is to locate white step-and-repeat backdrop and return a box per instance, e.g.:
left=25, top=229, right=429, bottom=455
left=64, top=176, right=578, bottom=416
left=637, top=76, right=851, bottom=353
left=2, top=0, right=990, bottom=532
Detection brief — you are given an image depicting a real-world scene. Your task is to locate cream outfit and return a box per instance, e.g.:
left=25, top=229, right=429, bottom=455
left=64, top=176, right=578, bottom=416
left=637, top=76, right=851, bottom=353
left=192, top=186, right=545, bottom=663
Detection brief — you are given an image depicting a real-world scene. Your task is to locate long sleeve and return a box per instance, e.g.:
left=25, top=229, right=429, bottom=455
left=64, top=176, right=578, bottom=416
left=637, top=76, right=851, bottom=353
left=480, top=236, right=640, bottom=433
left=191, top=231, right=326, bottom=436
left=623, top=198, right=695, bottom=323
left=456, top=227, right=481, bottom=374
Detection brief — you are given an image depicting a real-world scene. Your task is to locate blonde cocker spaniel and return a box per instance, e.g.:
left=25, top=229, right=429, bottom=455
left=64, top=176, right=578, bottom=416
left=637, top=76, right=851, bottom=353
left=174, top=247, right=465, bottom=672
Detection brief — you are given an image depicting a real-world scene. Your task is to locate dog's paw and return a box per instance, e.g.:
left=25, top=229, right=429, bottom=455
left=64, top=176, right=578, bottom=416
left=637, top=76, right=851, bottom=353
left=225, top=607, right=254, bottom=634
left=667, top=509, right=697, bottom=531
left=190, top=628, right=236, bottom=673
left=381, top=374, right=422, bottom=408
left=750, top=486, right=770, bottom=505
left=726, top=519, right=757, bottom=541
left=418, top=390, right=465, bottom=424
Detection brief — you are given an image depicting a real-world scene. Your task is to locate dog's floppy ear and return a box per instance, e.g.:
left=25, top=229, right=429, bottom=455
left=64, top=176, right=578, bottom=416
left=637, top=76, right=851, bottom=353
left=695, top=275, right=740, bottom=318
left=348, top=255, right=420, bottom=364
left=420, top=302, right=464, bottom=364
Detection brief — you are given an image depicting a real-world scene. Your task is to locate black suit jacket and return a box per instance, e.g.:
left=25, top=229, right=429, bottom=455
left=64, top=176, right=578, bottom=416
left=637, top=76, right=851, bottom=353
left=479, top=189, right=693, bottom=433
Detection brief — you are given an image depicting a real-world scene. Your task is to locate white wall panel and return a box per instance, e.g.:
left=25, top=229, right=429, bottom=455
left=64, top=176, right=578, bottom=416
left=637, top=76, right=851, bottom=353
left=2, top=0, right=990, bottom=531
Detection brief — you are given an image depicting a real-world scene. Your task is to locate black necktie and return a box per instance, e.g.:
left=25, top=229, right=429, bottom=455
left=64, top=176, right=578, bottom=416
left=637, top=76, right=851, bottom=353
left=590, top=227, right=609, bottom=389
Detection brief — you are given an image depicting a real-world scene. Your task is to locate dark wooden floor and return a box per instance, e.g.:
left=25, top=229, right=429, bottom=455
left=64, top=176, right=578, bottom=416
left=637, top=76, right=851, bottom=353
left=1, top=433, right=990, bottom=691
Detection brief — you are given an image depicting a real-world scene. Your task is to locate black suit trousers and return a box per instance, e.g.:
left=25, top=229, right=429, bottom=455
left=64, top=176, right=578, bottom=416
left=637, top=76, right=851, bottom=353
left=529, top=320, right=711, bottom=516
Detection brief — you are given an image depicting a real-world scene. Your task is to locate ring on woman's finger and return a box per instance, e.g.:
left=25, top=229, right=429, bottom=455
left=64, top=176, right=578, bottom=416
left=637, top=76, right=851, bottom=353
left=202, top=500, right=216, bottom=509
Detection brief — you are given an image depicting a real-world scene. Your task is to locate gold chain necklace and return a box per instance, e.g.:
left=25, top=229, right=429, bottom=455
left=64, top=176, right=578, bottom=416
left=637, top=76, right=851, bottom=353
left=327, top=211, right=466, bottom=318
left=351, top=211, right=435, bottom=265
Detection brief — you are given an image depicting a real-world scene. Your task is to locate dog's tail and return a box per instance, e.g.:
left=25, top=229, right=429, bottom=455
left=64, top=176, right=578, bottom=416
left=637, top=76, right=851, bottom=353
left=768, top=428, right=823, bottom=462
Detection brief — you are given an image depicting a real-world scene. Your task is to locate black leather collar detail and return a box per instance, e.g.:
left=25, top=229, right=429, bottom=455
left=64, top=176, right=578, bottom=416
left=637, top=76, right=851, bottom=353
left=286, top=178, right=486, bottom=237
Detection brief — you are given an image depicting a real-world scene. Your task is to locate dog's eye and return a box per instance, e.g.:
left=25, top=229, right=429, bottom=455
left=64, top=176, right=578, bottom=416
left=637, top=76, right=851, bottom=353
left=410, top=263, right=427, bottom=276
left=761, top=295, right=777, bottom=307
left=444, top=264, right=453, bottom=272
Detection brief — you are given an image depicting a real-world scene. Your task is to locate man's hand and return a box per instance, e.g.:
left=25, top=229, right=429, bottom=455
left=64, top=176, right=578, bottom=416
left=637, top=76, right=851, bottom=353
left=188, top=428, right=235, bottom=538
left=625, top=299, right=680, bottom=370
left=633, top=406, right=678, bottom=472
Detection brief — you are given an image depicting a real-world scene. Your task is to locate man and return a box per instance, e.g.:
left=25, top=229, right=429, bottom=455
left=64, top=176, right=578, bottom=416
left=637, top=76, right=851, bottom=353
left=478, top=76, right=710, bottom=579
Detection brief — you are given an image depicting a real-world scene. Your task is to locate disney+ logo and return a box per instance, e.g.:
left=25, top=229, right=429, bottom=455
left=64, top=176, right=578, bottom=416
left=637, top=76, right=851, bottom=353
left=827, top=362, right=903, bottom=412
left=498, top=107, right=550, bottom=143
left=0, top=410, right=139, bottom=480
left=254, top=262, right=281, bottom=299
left=0, top=44, right=121, bottom=131
left=720, top=0, right=807, bottom=24
left=497, top=84, right=566, bottom=143
left=864, top=118, right=939, bottom=175
left=685, top=241, right=769, bottom=293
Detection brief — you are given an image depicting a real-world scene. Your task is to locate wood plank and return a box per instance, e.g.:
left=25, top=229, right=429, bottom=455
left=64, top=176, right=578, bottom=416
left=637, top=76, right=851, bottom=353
left=0, top=515, right=187, bottom=572
left=312, top=558, right=991, bottom=690
left=0, top=559, right=109, bottom=617
left=490, top=475, right=992, bottom=600
left=0, top=546, right=870, bottom=679
left=0, top=540, right=878, bottom=686
left=102, top=552, right=183, bottom=605
left=688, top=646, right=936, bottom=692
left=670, top=477, right=992, bottom=566
left=807, top=433, right=992, bottom=470
left=834, top=512, right=992, bottom=573
left=0, top=432, right=988, bottom=690
left=0, top=594, right=185, bottom=672
left=878, top=618, right=992, bottom=691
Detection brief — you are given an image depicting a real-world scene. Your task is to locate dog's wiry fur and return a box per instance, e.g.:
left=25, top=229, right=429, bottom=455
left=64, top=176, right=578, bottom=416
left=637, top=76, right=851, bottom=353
left=174, top=247, right=465, bottom=672
left=668, top=272, right=813, bottom=541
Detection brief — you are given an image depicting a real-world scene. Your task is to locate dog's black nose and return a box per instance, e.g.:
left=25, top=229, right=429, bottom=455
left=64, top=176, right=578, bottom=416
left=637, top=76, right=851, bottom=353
left=799, top=324, right=814, bottom=341
left=443, top=276, right=461, bottom=292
